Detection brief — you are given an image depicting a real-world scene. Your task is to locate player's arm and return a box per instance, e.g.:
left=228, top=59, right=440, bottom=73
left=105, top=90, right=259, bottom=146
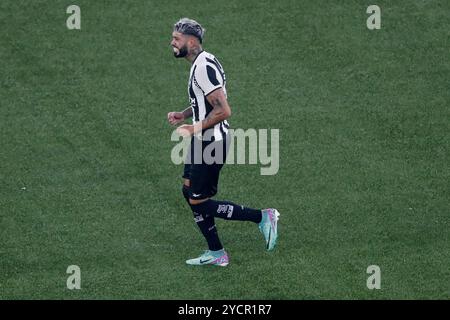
left=176, top=63, right=230, bottom=136
left=182, top=106, right=193, bottom=119
left=200, top=88, right=231, bottom=130
left=176, top=89, right=230, bottom=135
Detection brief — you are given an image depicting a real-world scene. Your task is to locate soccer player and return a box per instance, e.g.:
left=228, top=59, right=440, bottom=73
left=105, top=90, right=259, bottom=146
left=167, top=18, right=280, bottom=267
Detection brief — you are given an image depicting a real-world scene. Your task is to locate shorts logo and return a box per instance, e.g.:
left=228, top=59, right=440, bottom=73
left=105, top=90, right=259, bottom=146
left=192, top=193, right=202, bottom=197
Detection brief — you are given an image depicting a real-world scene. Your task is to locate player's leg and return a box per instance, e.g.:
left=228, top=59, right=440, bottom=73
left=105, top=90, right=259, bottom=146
left=185, top=197, right=228, bottom=266
left=183, top=178, right=223, bottom=251
left=188, top=159, right=263, bottom=223
left=188, top=136, right=280, bottom=251
left=189, top=197, right=262, bottom=223
left=189, top=188, right=280, bottom=252
left=184, top=140, right=227, bottom=265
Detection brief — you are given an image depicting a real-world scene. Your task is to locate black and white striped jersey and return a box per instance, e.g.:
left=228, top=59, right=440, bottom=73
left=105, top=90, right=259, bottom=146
left=188, top=50, right=230, bottom=141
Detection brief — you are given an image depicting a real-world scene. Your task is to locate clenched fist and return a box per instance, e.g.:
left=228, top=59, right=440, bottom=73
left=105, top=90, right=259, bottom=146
left=167, top=112, right=184, bottom=126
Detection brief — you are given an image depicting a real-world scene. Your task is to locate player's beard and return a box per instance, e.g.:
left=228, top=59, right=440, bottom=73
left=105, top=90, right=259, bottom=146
left=173, top=45, right=188, bottom=58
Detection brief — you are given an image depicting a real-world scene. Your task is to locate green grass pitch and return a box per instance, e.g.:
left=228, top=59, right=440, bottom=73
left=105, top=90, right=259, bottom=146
left=1, top=0, right=449, bottom=299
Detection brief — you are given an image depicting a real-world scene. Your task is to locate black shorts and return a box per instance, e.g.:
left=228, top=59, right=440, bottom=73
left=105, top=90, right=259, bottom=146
left=183, top=134, right=229, bottom=200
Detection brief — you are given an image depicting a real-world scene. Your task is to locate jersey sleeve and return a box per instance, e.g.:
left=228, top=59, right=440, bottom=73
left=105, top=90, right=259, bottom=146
left=194, top=63, right=223, bottom=96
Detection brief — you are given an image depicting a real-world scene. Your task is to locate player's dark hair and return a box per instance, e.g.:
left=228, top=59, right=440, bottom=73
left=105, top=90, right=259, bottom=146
left=173, top=18, right=205, bottom=43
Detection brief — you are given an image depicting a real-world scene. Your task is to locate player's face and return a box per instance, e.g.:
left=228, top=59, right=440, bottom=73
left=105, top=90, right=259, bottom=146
left=171, top=32, right=188, bottom=58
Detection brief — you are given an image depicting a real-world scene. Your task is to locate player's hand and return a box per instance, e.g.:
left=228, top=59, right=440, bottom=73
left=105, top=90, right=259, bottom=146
left=167, top=112, right=184, bottom=126
left=176, top=124, right=194, bottom=137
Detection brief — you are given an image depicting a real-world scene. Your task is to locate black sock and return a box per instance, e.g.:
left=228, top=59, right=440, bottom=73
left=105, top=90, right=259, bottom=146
left=191, top=199, right=262, bottom=223
left=192, top=211, right=223, bottom=251
left=184, top=186, right=223, bottom=251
